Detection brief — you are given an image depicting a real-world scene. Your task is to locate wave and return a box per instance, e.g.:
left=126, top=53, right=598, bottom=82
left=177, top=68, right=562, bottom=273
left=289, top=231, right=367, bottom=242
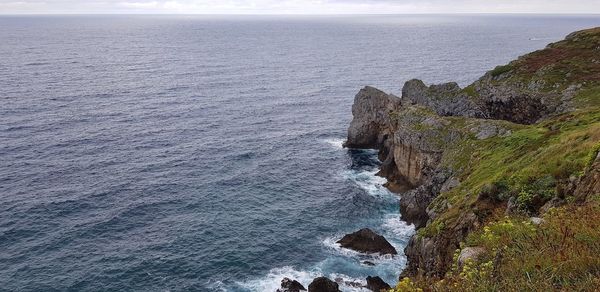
left=237, top=265, right=374, bottom=292
left=324, top=138, right=346, bottom=149
left=238, top=138, right=412, bottom=291
left=341, top=168, right=392, bottom=199
left=237, top=266, right=319, bottom=292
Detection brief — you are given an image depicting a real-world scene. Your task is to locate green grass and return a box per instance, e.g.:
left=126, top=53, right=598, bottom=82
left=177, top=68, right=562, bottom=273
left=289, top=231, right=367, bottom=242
left=405, top=104, right=600, bottom=290
left=490, top=65, right=514, bottom=78
left=441, top=201, right=600, bottom=292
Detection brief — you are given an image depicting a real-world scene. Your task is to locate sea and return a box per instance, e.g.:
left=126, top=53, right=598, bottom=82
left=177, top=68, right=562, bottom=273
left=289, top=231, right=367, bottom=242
left=1, top=14, right=599, bottom=291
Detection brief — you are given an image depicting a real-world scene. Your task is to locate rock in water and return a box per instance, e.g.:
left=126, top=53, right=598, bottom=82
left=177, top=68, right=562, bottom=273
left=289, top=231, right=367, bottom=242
left=307, top=277, right=340, bottom=292
left=337, top=228, right=397, bottom=255
left=277, top=277, right=306, bottom=292
left=366, top=276, right=391, bottom=291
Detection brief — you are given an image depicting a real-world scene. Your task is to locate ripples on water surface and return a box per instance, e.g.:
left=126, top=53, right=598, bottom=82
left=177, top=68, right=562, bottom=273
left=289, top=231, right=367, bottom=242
left=1, top=14, right=600, bottom=291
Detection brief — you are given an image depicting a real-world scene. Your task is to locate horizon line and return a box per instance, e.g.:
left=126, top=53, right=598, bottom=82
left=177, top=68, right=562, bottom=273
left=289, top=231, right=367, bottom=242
left=1, top=12, right=600, bottom=16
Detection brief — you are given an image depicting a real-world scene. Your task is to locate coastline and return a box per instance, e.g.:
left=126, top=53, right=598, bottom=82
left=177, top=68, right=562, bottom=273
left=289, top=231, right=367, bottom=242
left=343, top=27, right=600, bottom=290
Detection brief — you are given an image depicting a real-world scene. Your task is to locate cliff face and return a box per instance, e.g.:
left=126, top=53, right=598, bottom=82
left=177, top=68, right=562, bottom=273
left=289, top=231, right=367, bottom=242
left=344, top=86, right=400, bottom=149
left=400, top=28, right=600, bottom=125
left=345, top=27, right=600, bottom=288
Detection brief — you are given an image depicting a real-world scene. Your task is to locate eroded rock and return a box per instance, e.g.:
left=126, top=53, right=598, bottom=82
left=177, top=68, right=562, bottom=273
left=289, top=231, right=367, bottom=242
left=337, top=228, right=397, bottom=255
left=402, top=79, right=482, bottom=118
left=345, top=86, right=400, bottom=149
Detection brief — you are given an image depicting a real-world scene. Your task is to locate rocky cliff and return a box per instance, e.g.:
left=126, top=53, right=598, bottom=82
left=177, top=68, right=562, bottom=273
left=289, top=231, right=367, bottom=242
left=345, top=27, right=600, bottom=290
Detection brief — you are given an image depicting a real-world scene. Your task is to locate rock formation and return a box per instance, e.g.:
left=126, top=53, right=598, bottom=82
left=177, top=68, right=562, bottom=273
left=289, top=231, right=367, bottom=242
left=278, top=277, right=306, bottom=292
left=307, top=277, right=340, bottom=292
left=344, top=86, right=400, bottom=150
left=345, top=27, right=600, bottom=288
left=337, top=228, right=397, bottom=255
left=365, top=276, right=391, bottom=292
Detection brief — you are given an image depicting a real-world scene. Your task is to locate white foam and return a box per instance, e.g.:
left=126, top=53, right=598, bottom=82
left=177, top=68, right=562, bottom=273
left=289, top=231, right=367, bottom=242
left=324, top=138, right=346, bottom=149
left=322, top=234, right=398, bottom=264
left=342, top=168, right=393, bottom=198
left=237, top=265, right=373, bottom=292
left=322, top=236, right=362, bottom=258
left=328, top=273, right=371, bottom=292
left=240, top=148, right=411, bottom=292
left=382, top=213, right=415, bottom=240
left=238, top=266, right=319, bottom=292
left=205, top=280, right=227, bottom=292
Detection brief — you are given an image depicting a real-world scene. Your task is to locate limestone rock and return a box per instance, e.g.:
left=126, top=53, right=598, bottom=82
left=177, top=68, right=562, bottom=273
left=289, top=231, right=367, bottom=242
left=458, top=247, right=486, bottom=267
left=345, top=86, right=400, bottom=149
left=401, top=79, right=482, bottom=118
left=400, top=170, right=451, bottom=229
left=530, top=217, right=544, bottom=225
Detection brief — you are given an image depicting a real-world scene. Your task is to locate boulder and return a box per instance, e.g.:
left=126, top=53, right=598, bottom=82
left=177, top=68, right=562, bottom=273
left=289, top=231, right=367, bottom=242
left=337, top=228, right=397, bottom=255
left=307, top=277, right=340, bottom=292
left=458, top=247, right=486, bottom=267
left=366, top=276, right=391, bottom=292
left=529, top=217, right=544, bottom=225
left=277, top=277, right=306, bottom=292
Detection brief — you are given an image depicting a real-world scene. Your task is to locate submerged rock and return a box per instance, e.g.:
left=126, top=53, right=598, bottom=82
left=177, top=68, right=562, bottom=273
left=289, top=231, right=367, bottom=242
left=337, top=228, right=397, bottom=255
left=277, top=277, right=306, bottom=292
left=366, top=276, right=391, bottom=292
left=307, top=277, right=340, bottom=292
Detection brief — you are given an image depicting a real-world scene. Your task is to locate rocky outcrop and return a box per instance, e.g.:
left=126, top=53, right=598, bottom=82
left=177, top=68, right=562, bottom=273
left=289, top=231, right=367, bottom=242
left=344, top=86, right=401, bottom=149
left=402, top=210, right=483, bottom=278
left=575, top=151, right=600, bottom=202
left=307, top=277, right=340, bottom=292
left=344, top=27, right=600, bottom=288
left=402, top=79, right=483, bottom=118
left=366, top=276, right=391, bottom=291
left=278, top=277, right=306, bottom=292
left=399, top=170, right=451, bottom=229
left=337, top=228, right=397, bottom=255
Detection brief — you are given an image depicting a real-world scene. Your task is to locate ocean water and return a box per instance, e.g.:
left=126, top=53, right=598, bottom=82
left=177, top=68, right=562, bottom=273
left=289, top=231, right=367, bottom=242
left=1, top=15, right=599, bottom=291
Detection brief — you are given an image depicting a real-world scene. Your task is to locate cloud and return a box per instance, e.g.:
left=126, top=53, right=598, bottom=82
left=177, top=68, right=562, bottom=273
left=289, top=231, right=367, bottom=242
left=0, top=0, right=599, bottom=14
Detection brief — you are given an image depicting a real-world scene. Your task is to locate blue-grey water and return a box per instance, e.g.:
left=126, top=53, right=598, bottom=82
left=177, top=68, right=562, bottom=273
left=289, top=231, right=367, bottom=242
left=1, top=14, right=599, bottom=291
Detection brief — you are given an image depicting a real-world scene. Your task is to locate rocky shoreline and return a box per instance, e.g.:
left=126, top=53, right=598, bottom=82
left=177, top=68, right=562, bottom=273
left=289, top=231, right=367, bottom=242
left=344, top=27, right=600, bottom=289
left=279, top=27, right=600, bottom=292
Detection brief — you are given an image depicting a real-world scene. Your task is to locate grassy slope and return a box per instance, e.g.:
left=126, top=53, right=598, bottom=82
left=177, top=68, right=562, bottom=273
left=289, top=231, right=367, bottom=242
left=390, top=28, right=600, bottom=291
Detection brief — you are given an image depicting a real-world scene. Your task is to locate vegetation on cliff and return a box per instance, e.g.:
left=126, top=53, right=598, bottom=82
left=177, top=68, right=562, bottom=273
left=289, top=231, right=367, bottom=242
left=401, top=107, right=600, bottom=291
left=346, top=27, right=600, bottom=291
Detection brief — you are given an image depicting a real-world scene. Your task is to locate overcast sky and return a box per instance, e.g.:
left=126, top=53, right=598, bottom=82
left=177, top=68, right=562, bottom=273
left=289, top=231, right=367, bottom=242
left=1, top=0, right=599, bottom=14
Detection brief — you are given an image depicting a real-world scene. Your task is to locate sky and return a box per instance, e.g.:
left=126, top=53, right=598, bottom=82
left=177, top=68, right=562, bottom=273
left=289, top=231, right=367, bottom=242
left=1, top=0, right=599, bottom=14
